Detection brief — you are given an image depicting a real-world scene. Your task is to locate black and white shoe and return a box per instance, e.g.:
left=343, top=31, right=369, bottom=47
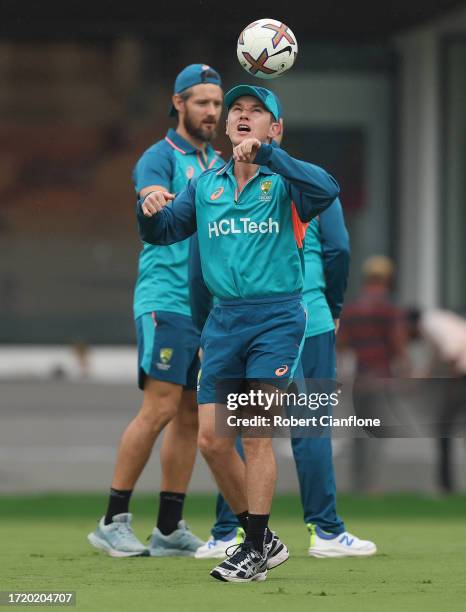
left=210, top=542, right=268, bottom=583
left=265, top=529, right=290, bottom=569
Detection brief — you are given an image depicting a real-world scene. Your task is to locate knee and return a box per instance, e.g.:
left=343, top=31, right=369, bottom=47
left=242, top=437, right=273, bottom=456
left=198, top=431, right=231, bottom=460
left=139, top=396, right=178, bottom=431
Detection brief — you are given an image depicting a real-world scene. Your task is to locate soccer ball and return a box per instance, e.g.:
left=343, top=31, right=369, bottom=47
left=237, top=18, right=298, bottom=80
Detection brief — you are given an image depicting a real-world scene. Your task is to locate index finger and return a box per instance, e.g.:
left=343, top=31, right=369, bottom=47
left=163, top=192, right=175, bottom=200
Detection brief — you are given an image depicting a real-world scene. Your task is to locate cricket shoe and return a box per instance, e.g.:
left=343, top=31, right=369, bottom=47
left=308, top=524, right=377, bottom=558
left=264, top=529, right=290, bottom=569
left=210, top=542, right=267, bottom=583
left=195, top=527, right=245, bottom=559
left=87, top=513, right=149, bottom=557
left=149, top=520, right=203, bottom=557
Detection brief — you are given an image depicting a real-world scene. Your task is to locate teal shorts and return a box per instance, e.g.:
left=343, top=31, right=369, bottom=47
left=136, top=311, right=200, bottom=390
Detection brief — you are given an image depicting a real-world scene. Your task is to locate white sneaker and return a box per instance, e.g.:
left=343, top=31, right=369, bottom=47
left=195, top=527, right=244, bottom=559
left=307, top=524, right=377, bottom=558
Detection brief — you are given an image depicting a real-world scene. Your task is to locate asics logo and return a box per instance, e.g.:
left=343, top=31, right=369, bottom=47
left=275, top=365, right=289, bottom=377
left=210, top=187, right=224, bottom=200
left=208, top=217, right=279, bottom=238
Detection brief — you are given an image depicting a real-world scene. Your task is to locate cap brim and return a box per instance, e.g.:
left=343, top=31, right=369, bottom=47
left=224, top=85, right=264, bottom=110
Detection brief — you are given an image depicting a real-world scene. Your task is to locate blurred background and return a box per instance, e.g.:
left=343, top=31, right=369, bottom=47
left=0, top=0, right=465, bottom=495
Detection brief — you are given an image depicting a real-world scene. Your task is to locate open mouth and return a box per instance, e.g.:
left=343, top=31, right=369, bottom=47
left=237, top=124, right=251, bottom=133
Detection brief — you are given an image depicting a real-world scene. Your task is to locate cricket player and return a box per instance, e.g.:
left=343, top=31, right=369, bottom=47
left=137, top=85, right=339, bottom=582
left=88, top=64, right=224, bottom=557
left=193, top=197, right=376, bottom=559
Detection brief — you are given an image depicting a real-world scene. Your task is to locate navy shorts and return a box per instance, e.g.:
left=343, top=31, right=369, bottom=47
left=135, top=311, right=200, bottom=391
left=198, top=294, right=307, bottom=404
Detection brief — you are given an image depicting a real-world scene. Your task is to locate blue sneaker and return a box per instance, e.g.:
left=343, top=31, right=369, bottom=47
left=87, top=513, right=149, bottom=557
left=149, top=520, right=204, bottom=557
left=195, top=527, right=245, bottom=559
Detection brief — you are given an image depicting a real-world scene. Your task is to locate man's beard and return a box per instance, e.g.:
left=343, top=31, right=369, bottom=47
left=183, top=112, right=217, bottom=143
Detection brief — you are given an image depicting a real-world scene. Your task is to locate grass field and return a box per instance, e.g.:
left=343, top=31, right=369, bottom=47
left=1, top=494, right=465, bottom=612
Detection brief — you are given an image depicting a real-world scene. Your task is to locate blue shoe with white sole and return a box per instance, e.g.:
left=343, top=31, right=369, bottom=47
left=87, top=513, right=149, bottom=557
left=149, top=520, right=203, bottom=557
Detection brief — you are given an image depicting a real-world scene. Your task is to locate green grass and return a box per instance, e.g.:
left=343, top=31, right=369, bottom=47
left=1, top=495, right=465, bottom=612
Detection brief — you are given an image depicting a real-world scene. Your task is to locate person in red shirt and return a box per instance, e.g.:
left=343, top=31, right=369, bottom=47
left=338, top=255, right=409, bottom=377
left=338, top=255, right=411, bottom=492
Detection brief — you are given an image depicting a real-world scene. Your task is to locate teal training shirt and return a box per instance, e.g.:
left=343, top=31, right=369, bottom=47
left=132, top=129, right=223, bottom=319
left=137, top=143, right=340, bottom=301
left=195, top=162, right=302, bottom=298
left=303, top=218, right=335, bottom=337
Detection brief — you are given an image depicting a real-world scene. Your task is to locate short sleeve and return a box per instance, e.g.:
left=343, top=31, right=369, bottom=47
left=132, top=146, right=173, bottom=194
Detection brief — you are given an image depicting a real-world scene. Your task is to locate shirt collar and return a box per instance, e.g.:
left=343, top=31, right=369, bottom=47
left=165, top=128, right=216, bottom=158
left=216, top=157, right=274, bottom=177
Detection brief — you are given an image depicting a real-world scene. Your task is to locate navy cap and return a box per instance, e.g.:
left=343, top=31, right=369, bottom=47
left=169, top=64, right=222, bottom=117
left=224, top=85, right=281, bottom=121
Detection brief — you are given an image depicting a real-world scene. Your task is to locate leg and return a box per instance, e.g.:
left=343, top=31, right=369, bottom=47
left=112, top=310, right=196, bottom=490
left=211, top=436, right=244, bottom=539
left=292, top=332, right=345, bottom=534
left=240, top=297, right=306, bottom=552
left=296, top=335, right=375, bottom=557
left=160, top=389, right=198, bottom=493
left=150, top=389, right=200, bottom=539
left=438, top=438, right=453, bottom=493
left=147, top=319, right=206, bottom=555
left=195, top=436, right=245, bottom=560
left=198, top=403, right=248, bottom=514
left=291, top=436, right=344, bottom=532
left=87, top=378, right=181, bottom=558
left=208, top=299, right=305, bottom=581
left=242, top=437, right=276, bottom=515
left=111, top=378, right=182, bottom=489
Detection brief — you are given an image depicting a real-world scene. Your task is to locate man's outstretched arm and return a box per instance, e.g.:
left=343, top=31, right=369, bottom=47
left=136, top=178, right=198, bottom=245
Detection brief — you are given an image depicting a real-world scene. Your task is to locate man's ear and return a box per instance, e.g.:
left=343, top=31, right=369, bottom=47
left=225, top=117, right=230, bottom=136
left=268, top=121, right=281, bottom=142
left=172, top=94, right=184, bottom=114
left=273, top=119, right=284, bottom=146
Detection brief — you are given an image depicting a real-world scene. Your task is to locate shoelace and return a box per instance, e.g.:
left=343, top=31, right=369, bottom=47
left=225, top=543, right=242, bottom=558
left=116, top=523, right=138, bottom=540
left=224, top=542, right=256, bottom=564
left=177, top=530, right=197, bottom=547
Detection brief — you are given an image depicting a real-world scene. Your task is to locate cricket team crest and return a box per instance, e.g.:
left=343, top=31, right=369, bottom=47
left=156, top=347, right=173, bottom=371
left=160, top=348, right=173, bottom=364
left=260, top=179, right=273, bottom=201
